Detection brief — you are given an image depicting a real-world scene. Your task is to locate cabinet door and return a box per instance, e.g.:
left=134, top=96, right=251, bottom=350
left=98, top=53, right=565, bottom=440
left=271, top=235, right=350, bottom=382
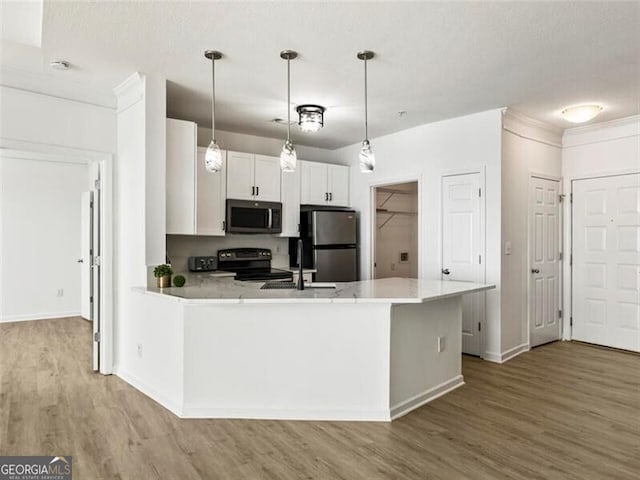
left=196, top=148, right=227, bottom=236
left=300, top=160, right=328, bottom=205
left=226, top=151, right=255, bottom=200
left=166, top=118, right=196, bottom=234
left=254, top=155, right=281, bottom=202
left=328, top=164, right=350, bottom=207
left=280, top=164, right=301, bottom=237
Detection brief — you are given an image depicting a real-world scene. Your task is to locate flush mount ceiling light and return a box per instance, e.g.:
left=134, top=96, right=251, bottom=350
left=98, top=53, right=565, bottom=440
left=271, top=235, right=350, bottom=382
left=296, top=104, right=325, bottom=132
left=280, top=50, right=298, bottom=173
left=204, top=50, right=223, bottom=173
left=560, top=104, right=603, bottom=123
left=50, top=59, right=70, bottom=70
left=357, top=50, right=375, bottom=173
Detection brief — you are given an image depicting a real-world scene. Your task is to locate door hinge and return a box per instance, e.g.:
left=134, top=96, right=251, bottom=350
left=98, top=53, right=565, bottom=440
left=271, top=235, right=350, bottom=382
left=94, top=179, right=101, bottom=190
left=90, top=296, right=94, bottom=304
left=569, top=254, right=573, bottom=266
left=559, top=309, right=562, bottom=318
left=570, top=317, right=573, bottom=327
left=93, top=331, right=101, bottom=342
left=478, top=188, right=482, bottom=198
left=222, top=220, right=226, bottom=231
left=93, top=255, right=101, bottom=267
left=570, top=193, right=573, bottom=203
left=559, top=194, right=565, bottom=203
left=559, top=252, right=563, bottom=261
left=479, top=255, right=482, bottom=264
left=478, top=322, right=481, bottom=332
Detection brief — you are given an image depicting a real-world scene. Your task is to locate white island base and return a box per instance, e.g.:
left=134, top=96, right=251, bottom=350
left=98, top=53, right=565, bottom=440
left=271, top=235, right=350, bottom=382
left=124, top=279, right=492, bottom=422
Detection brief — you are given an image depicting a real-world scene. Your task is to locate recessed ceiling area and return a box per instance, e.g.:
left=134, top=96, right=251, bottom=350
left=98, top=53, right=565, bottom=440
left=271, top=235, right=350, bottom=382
left=2, top=1, right=639, bottom=149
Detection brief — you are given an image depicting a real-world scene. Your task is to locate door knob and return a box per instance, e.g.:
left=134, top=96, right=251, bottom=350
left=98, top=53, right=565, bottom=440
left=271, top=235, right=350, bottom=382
left=531, top=268, right=540, bottom=274
left=442, top=268, right=450, bottom=275
left=77, top=259, right=84, bottom=263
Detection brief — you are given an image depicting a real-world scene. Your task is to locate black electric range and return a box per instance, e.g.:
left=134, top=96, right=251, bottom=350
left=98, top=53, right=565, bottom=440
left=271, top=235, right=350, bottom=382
left=217, top=248, right=293, bottom=282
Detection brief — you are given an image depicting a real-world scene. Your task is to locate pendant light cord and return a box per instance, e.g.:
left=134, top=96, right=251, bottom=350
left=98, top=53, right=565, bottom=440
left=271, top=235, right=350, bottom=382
left=364, top=56, right=368, bottom=141
left=211, top=57, right=216, bottom=141
left=287, top=57, right=291, bottom=142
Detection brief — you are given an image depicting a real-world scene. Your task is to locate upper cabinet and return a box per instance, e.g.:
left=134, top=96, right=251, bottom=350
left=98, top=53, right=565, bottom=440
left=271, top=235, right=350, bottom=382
left=166, top=119, right=197, bottom=235
left=227, top=152, right=281, bottom=202
left=166, top=119, right=226, bottom=236
left=196, top=147, right=227, bottom=236
left=300, top=161, right=350, bottom=207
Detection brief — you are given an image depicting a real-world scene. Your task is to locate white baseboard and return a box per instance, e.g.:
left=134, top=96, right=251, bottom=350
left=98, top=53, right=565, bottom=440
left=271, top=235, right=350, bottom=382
left=181, top=405, right=390, bottom=422
left=0, top=311, right=81, bottom=323
left=390, top=375, right=465, bottom=420
left=114, top=368, right=183, bottom=418
left=484, top=343, right=530, bottom=364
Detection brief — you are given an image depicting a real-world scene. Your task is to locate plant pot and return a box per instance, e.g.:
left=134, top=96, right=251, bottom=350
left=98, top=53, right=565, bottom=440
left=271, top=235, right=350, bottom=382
left=157, top=275, right=171, bottom=288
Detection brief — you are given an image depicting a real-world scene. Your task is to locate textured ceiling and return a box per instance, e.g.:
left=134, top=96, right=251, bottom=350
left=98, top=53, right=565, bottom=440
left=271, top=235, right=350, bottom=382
left=5, top=1, right=640, bottom=149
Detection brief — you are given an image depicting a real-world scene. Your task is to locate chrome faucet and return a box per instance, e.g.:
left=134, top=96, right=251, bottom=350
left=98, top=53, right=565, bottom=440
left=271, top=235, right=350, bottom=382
left=296, top=238, right=305, bottom=291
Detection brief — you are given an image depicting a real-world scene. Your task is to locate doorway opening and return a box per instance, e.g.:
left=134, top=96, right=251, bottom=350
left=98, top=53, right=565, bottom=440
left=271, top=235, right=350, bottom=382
left=373, top=181, right=419, bottom=279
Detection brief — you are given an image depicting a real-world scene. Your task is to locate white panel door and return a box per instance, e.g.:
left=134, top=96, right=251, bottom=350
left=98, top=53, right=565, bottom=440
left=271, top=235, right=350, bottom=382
left=300, top=161, right=329, bottom=205
left=328, top=164, right=350, bottom=207
left=529, top=177, right=561, bottom=347
left=196, top=148, right=227, bottom=236
left=254, top=155, right=281, bottom=202
left=573, top=173, right=640, bottom=352
left=80, top=191, right=93, bottom=321
left=226, top=151, right=255, bottom=200
left=442, top=173, right=483, bottom=356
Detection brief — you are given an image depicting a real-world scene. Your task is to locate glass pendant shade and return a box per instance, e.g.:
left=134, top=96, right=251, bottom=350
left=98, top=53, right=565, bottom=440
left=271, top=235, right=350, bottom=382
left=359, top=140, right=375, bottom=173
left=205, top=139, right=223, bottom=172
left=280, top=140, right=297, bottom=172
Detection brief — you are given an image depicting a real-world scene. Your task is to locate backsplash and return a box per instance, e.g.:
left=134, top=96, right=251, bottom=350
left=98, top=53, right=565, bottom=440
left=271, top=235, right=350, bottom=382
left=166, top=234, right=290, bottom=273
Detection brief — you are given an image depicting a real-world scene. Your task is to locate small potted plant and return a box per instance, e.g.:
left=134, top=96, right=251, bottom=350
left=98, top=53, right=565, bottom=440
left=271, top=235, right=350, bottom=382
left=153, top=264, right=173, bottom=288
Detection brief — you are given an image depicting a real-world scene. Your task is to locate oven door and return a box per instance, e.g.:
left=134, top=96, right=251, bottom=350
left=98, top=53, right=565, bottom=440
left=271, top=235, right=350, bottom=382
left=226, top=199, right=282, bottom=234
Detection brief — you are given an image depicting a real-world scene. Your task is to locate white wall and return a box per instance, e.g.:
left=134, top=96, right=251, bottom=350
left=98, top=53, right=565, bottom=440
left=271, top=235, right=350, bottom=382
left=334, top=109, right=504, bottom=358
left=561, top=115, right=640, bottom=339
left=197, top=126, right=338, bottom=164
left=501, top=111, right=563, bottom=355
left=0, top=156, right=89, bottom=321
left=0, top=85, right=116, bottom=153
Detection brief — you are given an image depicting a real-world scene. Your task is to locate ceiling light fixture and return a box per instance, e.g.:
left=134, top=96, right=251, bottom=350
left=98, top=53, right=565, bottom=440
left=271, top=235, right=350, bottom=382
left=560, top=104, right=603, bottom=123
left=280, top=50, right=298, bottom=173
left=204, top=50, right=223, bottom=172
left=357, top=50, right=375, bottom=173
left=296, top=104, right=325, bottom=132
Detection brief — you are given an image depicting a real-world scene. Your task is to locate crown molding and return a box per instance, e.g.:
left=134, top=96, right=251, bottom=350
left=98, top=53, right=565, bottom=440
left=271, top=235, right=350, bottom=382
left=562, top=114, right=640, bottom=148
left=502, top=108, right=563, bottom=147
left=113, top=72, right=145, bottom=113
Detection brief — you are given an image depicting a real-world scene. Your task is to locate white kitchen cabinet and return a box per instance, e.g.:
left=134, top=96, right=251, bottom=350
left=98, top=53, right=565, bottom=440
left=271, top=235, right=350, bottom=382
left=300, top=161, right=350, bottom=207
left=166, top=118, right=196, bottom=234
left=196, top=147, right=227, bottom=236
left=280, top=164, right=301, bottom=237
left=226, top=152, right=281, bottom=202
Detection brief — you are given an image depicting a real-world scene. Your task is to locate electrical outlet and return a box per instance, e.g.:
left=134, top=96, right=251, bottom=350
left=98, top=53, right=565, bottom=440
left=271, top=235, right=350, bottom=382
left=56, top=288, right=64, bottom=297
left=137, top=344, right=143, bottom=358
left=437, top=336, right=446, bottom=353
left=275, top=245, right=281, bottom=254
left=391, top=263, right=396, bottom=271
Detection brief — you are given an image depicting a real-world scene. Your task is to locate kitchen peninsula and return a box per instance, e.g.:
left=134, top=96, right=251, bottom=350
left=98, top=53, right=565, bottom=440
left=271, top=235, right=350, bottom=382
left=127, top=278, right=493, bottom=421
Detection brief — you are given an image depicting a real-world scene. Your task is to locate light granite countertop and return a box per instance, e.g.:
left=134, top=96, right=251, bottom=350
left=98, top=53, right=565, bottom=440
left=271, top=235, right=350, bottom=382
left=134, top=277, right=494, bottom=305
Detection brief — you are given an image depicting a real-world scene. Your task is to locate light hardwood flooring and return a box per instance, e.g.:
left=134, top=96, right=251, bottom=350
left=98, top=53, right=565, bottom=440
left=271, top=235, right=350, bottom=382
left=1, top=317, right=638, bottom=479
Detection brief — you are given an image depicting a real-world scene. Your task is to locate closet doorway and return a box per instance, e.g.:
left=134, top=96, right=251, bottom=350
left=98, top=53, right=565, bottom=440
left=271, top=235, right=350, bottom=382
left=373, top=181, right=419, bottom=279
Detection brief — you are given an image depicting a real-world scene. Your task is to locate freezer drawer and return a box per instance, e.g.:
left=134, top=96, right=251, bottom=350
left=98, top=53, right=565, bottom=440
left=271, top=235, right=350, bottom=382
left=312, top=210, right=357, bottom=246
left=314, top=248, right=357, bottom=282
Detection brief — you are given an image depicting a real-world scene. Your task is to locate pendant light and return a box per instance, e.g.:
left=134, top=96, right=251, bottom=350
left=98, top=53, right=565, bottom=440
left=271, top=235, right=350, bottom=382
left=204, top=50, right=223, bottom=172
left=280, top=50, right=298, bottom=172
left=357, top=50, right=375, bottom=173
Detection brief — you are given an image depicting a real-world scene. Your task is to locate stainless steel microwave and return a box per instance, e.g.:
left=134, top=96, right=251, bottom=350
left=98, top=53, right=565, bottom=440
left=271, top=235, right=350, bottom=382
left=226, top=199, right=282, bottom=234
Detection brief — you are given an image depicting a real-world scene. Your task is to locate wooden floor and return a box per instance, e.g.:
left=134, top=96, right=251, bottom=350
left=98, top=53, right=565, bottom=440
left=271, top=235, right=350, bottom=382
left=1, top=317, right=638, bottom=479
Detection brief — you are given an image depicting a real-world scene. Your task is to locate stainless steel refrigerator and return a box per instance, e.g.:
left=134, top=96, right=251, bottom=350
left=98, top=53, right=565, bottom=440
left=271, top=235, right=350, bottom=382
left=290, top=209, right=358, bottom=282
